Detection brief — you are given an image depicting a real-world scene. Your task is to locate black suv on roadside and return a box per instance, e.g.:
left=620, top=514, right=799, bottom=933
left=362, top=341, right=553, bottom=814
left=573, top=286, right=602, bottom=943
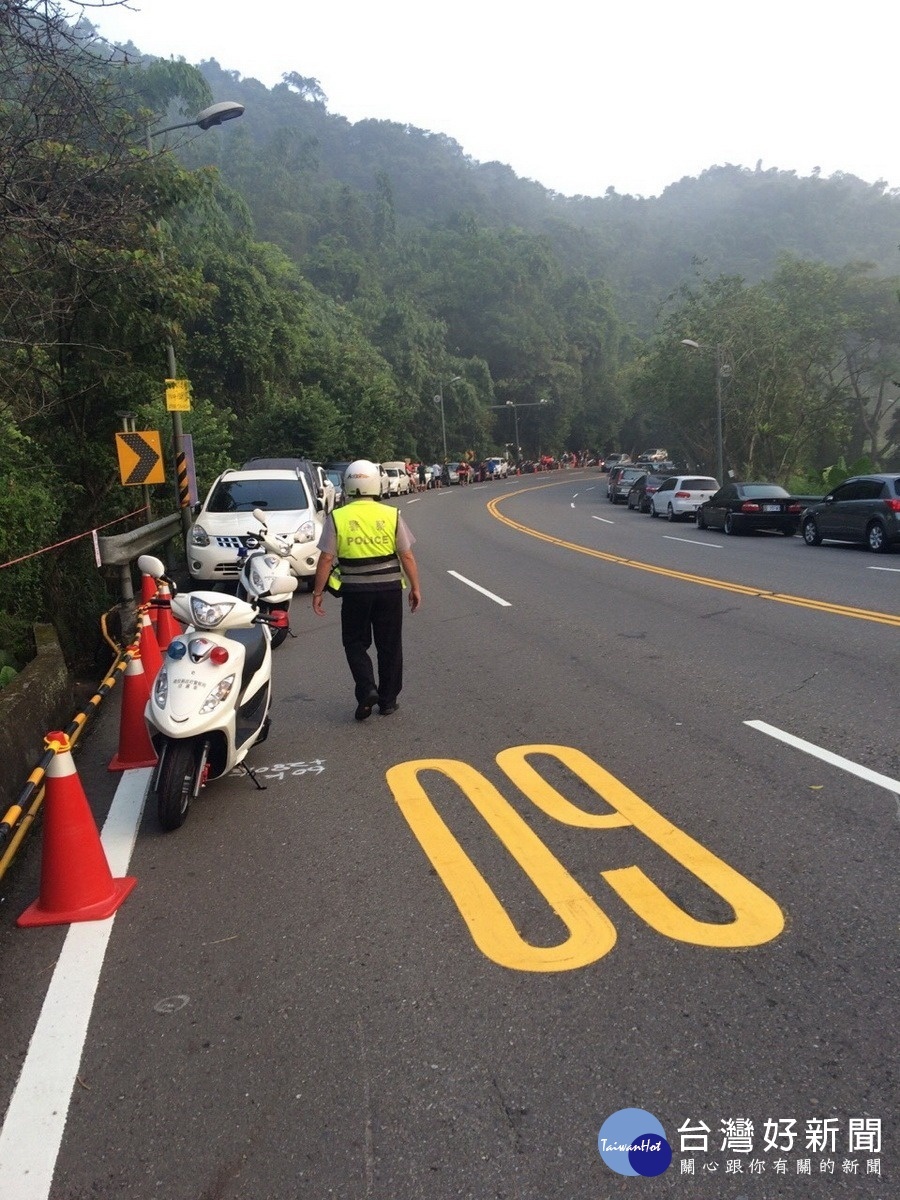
left=608, top=465, right=650, bottom=504
left=801, top=473, right=900, bottom=553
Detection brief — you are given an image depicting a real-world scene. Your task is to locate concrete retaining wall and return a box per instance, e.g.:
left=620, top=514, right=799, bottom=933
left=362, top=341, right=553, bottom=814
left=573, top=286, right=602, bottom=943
left=0, top=625, right=73, bottom=811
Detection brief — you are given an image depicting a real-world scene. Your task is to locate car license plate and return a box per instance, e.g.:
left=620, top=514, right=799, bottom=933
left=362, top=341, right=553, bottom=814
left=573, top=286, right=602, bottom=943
left=763, top=504, right=781, bottom=512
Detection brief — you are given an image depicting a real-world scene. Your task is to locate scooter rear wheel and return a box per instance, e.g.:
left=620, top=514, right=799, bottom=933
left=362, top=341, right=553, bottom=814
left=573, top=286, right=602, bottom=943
left=156, top=738, right=201, bottom=831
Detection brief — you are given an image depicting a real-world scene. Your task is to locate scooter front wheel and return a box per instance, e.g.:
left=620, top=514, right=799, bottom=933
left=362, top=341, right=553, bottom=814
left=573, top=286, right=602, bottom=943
left=156, top=738, right=202, bottom=831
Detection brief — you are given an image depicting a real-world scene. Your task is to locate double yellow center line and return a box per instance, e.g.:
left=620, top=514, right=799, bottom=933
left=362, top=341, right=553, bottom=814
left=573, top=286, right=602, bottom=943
left=487, top=489, right=900, bottom=628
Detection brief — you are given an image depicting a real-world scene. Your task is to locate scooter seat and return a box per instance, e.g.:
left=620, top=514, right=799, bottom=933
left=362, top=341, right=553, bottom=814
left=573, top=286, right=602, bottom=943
left=225, top=625, right=267, bottom=687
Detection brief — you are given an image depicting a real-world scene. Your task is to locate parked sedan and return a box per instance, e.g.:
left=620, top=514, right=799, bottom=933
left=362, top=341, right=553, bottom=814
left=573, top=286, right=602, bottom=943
left=627, top=473, right=672, bottom=513
left=801, top=473, right=900, bottom=553
left=697, top=483, right=803, bottom=536
left=649, top=475, right=719, bottom=521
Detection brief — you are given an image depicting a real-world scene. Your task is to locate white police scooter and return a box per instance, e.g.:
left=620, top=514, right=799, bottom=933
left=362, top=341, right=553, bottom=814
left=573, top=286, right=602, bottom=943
left=137, top=553, right=297, bottom=831
left=235, top=507, right=301, bottom=649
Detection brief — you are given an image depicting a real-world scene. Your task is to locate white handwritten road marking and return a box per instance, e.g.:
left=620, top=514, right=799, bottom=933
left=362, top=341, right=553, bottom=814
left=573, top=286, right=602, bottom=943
left=746, top=720, right=900, bottom=797
left=447, top=570, right=512, bottom=607
left=868, top=565, right=900, bottom=573
left=0, top=768, right=150, bottom=1200
left=591, top=515, right=614, bottom=525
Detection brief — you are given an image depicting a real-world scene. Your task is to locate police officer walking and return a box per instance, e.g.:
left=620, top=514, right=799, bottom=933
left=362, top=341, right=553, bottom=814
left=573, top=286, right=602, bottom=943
left=311, top=460, right=421, bottom=719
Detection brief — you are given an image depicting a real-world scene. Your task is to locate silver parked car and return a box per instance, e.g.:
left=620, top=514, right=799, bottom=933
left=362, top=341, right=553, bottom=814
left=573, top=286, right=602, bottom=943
left=649, top=475, right=719, bottom=521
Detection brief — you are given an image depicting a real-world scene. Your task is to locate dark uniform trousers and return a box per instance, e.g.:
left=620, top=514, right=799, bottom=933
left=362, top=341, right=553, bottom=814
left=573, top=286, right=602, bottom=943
left=340, top=588, right=403, bottom=705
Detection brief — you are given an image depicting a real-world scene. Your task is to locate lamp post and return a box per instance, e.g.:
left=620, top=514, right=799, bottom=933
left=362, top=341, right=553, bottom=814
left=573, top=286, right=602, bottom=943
left=680, top=340, right=729, bottom=482
left=489, top=398, right=551, bottom=464
left=146, top=101, right=245, bottom=538
left=433, top=375, right=461, bottom=461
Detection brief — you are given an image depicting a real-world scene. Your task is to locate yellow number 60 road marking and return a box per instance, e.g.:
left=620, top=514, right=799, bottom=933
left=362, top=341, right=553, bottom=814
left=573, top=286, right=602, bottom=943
left=386, top=745, right=784, bottom=973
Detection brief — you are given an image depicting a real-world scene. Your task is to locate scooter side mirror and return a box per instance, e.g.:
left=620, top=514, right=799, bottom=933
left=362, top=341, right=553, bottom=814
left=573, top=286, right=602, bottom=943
left=252, top=507, right=268, bottom=525
left=138, top=554, right=166, bottom=579
left=271, top=575, right=298, bottom=594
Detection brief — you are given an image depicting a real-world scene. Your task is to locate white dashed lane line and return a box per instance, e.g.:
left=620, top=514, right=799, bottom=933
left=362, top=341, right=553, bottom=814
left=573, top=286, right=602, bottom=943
left=447, top=570, right=512, bottom=607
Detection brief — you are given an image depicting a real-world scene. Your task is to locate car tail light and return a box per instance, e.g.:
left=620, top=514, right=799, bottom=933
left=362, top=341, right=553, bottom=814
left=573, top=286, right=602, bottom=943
left=884, top=498, right=900, bottom=512
left=740, top=502, right=762, bottom=513
left=210, top=646, right=230, bottom=665
left=675, top=491, right=691, bottom=498
left=787, top=503, right=803, bottom=513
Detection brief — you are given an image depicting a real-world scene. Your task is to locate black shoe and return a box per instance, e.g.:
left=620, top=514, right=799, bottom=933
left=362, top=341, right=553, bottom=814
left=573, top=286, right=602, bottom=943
left=379, top=700, right=400, bottom=716
left=355, top=690, right=379, bottom=721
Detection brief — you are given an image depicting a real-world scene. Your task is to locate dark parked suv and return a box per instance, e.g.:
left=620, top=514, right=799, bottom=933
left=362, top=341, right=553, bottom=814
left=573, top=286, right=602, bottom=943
left=801, top=474, right=900, bottom=553
left=608, top=465, right=649, bottom=504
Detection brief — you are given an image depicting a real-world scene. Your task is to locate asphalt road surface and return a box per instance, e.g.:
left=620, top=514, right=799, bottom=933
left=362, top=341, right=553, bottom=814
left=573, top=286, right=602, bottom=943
left=1, top=469, right=896, bottom=1199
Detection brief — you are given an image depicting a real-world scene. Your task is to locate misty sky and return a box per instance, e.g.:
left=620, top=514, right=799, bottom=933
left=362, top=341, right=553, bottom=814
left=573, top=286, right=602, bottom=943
left=73, top=0, right=898, bottom=199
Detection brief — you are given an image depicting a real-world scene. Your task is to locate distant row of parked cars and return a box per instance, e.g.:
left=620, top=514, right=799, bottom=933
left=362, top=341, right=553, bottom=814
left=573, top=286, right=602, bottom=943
left=604, top=459, right=900, bottom=552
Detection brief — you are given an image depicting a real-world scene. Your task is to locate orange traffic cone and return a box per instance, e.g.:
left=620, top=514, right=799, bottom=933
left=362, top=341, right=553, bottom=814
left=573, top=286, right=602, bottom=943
left=138, top=608, right=163, bottom=685
left=154, top=580, right=180, bottom=651
left=18, top=732, right=137, bottom=927
left=108, top=648, right=157, bottom=772
left=141, top=572, right=159, bottom=630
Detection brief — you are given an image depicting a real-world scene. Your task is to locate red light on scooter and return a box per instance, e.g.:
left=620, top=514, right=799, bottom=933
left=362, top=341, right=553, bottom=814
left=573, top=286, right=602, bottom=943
left=210, top=646, right=230, bottom=665
left=269, top=609, right=288, bottom=628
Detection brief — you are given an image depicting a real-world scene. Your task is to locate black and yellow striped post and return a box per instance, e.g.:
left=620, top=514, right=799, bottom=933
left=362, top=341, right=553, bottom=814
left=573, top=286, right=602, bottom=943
left=164, top=376, right=193, bottom=538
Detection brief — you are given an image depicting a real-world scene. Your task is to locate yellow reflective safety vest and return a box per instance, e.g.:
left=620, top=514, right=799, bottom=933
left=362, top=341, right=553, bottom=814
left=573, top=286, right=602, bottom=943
left=331, top=501, right=402, bottom=592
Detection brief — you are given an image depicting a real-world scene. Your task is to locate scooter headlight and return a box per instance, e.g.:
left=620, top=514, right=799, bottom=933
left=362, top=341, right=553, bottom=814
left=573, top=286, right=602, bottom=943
left=189, top=595, right=236, bottom=628
left=153, top=666, right=169, bottom=707
left=199, top=674, right=235, bottom=714
left=248, top=559, right=272, bottom=595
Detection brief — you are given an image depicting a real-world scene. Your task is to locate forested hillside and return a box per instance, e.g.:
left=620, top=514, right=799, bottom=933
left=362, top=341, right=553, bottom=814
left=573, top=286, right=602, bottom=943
left=192, top=58, right=900, bottom=331
left=2, top=1, right=899, bottom=670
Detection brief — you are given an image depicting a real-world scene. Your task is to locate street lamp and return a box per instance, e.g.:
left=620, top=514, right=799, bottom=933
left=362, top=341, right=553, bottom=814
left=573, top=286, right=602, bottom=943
left=146, top=101, right=245, bottom=538
left=433, top=375, right=461, bottom=461
left=489, top=398, right=551, bottom=463
left=681, top=340, right=730, bottom=482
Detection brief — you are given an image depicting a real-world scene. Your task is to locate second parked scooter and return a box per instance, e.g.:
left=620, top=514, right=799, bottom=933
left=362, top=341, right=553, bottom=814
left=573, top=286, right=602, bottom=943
left=235, top=508, right=303, bottom=649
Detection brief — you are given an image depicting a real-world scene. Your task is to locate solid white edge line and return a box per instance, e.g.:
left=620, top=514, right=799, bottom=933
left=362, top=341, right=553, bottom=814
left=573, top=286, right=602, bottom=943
left=745, top=720, right=900, bottom=794
left=0, top=767, right=151, bottom=1200
left=447, top=570, right=512, bottom=607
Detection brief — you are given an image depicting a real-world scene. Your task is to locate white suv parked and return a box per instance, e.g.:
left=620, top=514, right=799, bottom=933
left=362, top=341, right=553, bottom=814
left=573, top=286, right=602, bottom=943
left=485, top=456, right=509, bottom=479
left=381, top=462, right=412, bottom=495
left=188, top=468, right=323, bottom=587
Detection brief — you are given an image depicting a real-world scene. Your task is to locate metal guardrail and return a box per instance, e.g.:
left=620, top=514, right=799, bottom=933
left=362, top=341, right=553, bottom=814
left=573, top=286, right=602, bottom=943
left=98, top=512, right=182, bottom=603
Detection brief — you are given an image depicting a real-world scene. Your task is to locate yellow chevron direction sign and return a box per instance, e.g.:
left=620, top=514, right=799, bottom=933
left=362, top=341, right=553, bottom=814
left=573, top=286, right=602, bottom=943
left=115, top=431, right=165, bottom=486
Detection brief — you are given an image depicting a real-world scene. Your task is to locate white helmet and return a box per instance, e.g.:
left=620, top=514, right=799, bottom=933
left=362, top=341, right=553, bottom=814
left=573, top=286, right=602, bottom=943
left=344, top=459, right=381, bottom=498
